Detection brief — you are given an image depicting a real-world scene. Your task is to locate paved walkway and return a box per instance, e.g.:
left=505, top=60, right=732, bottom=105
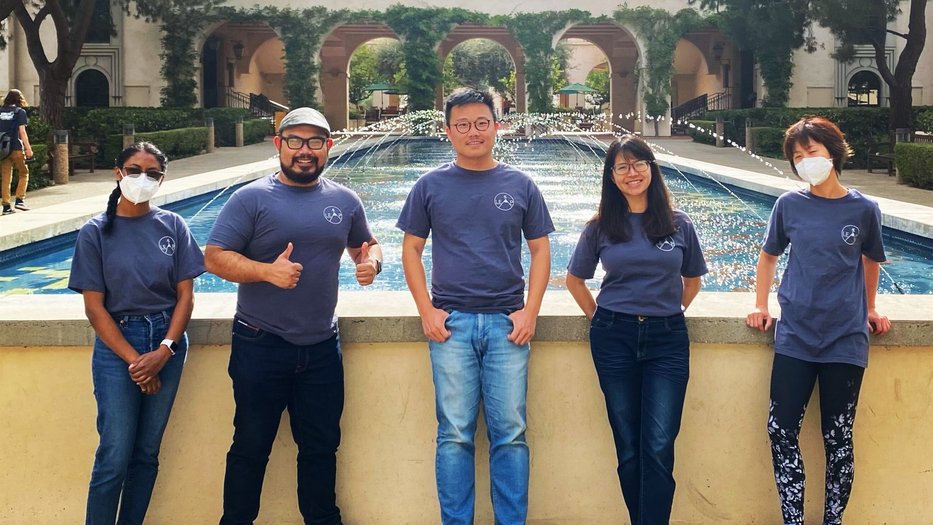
left=7, top=134, right=932, bottom=213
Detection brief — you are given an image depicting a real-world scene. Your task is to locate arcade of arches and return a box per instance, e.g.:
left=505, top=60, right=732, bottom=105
left=200, top=20, right=739, bottom=134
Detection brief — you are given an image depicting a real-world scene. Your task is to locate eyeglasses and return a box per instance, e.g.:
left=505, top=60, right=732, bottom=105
left=612, top=160, right=653, bottom=175
left=451, top=118, right=492, bottom=134
left=281, top=136, right=327, bottom=150
left=123, top=167, right=164, bottom=181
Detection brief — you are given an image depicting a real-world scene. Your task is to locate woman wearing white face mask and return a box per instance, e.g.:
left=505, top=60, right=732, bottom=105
left=69, top=142, right=204, bottom=525
left=746, top=117, right=891, bottom=525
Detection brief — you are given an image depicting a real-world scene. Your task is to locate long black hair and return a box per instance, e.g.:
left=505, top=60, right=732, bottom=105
left=103, top=142, right=168, bottom=234
left=593, top=135, right=675, bottom=243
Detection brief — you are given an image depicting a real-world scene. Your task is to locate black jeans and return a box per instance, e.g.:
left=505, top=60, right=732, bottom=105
left=588, top=307, right=690, bottom=525
left=220, top=318, right=344, bottom=525
left=768, top=353, right=864, bottom=525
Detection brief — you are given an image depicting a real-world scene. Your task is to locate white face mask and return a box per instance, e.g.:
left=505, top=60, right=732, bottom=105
left=119, top=172, right=161, bottom=204
left=794, top=156, right=834, bottom=186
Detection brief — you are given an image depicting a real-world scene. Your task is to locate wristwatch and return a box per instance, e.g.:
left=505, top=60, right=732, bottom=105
left=373, top=258, right=383, bottom=275
left=160, top=338, right=178, bottom=356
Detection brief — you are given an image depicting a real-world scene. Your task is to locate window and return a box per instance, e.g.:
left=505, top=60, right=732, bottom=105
left=75, top=70, right=110, bottom=107
left=847, top=70, right=881, bottom=107
left=85, top=0, right=112, bottom=44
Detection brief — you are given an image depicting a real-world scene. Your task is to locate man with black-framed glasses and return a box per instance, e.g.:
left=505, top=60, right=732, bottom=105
left=206, top=107, right=382, bottom=525
left=398, top=88, right=553, bottom=524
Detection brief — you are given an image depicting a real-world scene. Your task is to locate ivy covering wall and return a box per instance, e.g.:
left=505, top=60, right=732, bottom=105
left=158, top=5, right=717, bottom=115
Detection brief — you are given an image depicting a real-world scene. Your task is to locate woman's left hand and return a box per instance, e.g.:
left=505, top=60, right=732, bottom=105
left=128, top=347, right=171, bottom=384
left=867, top=309, right=891, bottom=335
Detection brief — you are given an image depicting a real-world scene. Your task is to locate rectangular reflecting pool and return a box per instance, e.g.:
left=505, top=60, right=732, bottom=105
left=0, top=138, right=930, bottom=294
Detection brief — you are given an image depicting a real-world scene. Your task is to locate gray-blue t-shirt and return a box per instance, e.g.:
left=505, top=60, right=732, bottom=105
left=762, top=189, right=886, bottom=367
left=567, top=211, right=708, bottom=316
left=69, top=208, right=205, bottom=316
left=208, top=175, right=373, bottom=346
left=396, top=162, right=555, bottom=313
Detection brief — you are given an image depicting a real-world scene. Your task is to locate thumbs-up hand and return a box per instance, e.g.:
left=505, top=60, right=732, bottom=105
left=267, top=242, right=303, bottom=289
left=355, top=241, right=377, bottom=286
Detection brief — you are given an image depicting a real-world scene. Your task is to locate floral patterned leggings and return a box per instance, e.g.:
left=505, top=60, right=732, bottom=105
left=768, top=353, right=865, bottom=525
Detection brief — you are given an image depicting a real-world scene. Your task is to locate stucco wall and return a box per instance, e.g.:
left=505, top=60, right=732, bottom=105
left=2, top=299, right=932, bottom=524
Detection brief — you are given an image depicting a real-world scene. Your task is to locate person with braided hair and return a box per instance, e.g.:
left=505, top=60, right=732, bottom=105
left=68, top=142, right=204, bottom=525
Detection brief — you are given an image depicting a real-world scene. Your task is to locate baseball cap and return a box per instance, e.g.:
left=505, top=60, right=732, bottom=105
left=278, top=107, right=331, bottom=136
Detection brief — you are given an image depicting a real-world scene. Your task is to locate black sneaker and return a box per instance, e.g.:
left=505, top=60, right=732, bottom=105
left=1, top=204, right=13, bottom=215
left=14, top=198, right=30, bottom=211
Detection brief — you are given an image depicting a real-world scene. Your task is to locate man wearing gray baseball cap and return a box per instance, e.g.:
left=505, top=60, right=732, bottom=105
left=206, top=107, right=383, bottom=524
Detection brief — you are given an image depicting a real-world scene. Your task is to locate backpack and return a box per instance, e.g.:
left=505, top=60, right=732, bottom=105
left=0, top=132, right=12, bottom=161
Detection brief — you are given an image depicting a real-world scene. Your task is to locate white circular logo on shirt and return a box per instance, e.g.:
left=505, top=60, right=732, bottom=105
left=494, top=193, right=515, bottom=211
left=323, top=206, right=343, bottom=225
left=656, top=236, right=676, bottom=252
left=158, top=236, right=176, bottom=256
left=841, top=225, right=860, bottom=245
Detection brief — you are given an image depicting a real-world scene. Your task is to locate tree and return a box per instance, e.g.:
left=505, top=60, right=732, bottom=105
left=811, top=0, right=928, bottom=132
left=348, top=44, right=379, bottom=112
left=445, top=39, right=513, bottom=95
left=0, top=0, right=221, bottom=133
left=691, top=0, right=813, bottom=107
left=585, top=66, right=610, bottom=108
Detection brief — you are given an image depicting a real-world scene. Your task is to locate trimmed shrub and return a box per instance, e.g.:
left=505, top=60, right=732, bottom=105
left=686, top=119, right=739, bottom=146
left=917, top=110, right=933, bottom=133
left=747, top=127, right=785, bottom=159
left=701, top=107, right=933, bottom=168
left=204, top=107, right=251, bottom=147
left=77, top=107, right=199, bottom=142
left=243, top=118, right=272, bottom=145
left=894, top=142, right=933, bottom=189
left=104, top=127, right=208, bottom=166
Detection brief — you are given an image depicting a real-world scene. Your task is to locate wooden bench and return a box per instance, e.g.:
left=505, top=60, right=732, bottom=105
left=68, top=141, right=97, bottom=175
left=867, top=141, right=895, bottom=176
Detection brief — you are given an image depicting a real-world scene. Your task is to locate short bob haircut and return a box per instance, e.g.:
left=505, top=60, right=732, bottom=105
left=594, top=134, right=675, bottom=243
left=444, top=88, right=496, bottom=127
left=783, top=117, right=853, bottom=177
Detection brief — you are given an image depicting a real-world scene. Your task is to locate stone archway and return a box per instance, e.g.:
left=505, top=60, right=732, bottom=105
left=199, top=22, right=284, bottom=109
left=436, top=25, right=526, bottom=115
left=558, top=24, right=640, bottom=134
left=319, top=24, right=400, bottom=131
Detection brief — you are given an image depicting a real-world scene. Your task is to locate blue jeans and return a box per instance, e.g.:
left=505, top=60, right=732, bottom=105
left=221, top=319, right=344, bottom=525
left=86, top=311, right=187, bottom=525
left=588, top=307, right=690, bottom=525
left=429, top=310, right=530, bottom=525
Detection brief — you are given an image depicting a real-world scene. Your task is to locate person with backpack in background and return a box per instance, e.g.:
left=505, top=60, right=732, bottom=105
left=1, top=88, right=33, bottom=215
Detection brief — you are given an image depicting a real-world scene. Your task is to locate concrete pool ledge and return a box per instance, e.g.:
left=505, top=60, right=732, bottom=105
left=658, top=154, right=933, bottom=238
left=2, top=291, right=930, bottom=348
left=0, top=157, right=280, bottom=253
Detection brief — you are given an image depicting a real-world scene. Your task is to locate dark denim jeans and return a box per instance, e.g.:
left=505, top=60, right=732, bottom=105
left=220, top=318, right=344, bottom=525
left=86, top=311, right=187, bottom=525
left=588, top=307, right=690, bottom=525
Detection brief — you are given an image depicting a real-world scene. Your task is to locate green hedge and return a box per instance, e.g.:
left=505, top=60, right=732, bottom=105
left=243, top=118, right=272, bottom=145
left=894, top=142, right=933, bottom=189
left=205, top=107, right=251, bottom=147
left=918, top=110, right=933, bottom=133
left=76, top=107, right=199, bottom=141
left=686, top=119, right=741, bottom=147
left=104, top=127, right=209, bottom=167
left=747, top=127, right=785, bottom=159
left=701, top=107, right=933, bottom=168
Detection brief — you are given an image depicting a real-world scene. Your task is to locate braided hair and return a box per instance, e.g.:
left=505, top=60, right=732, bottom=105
left=103, top=142, right=168, bottom=234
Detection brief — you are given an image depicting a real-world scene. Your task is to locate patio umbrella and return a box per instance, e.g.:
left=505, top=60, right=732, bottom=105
left=364, top=82, right=395, bottom=108
left=558, top=83, right=597, bottom=109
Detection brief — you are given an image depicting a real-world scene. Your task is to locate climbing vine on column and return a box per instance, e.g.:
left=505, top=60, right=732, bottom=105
left=384, top=6, right=486, bottom=111
left=502, top=10, right=592, bottom=113
left=614, top=6, right=705, bottom=121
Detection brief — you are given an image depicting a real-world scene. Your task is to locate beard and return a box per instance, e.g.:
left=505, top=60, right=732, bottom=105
left=280, top=155, right=326, bottom=185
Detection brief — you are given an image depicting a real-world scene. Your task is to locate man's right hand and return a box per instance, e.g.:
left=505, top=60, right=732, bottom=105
left=267, top=242, right=303, bottom=289
left=421, top=307, right=451, bottom=343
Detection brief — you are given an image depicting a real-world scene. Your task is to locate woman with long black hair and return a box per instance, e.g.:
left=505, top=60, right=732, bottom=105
left=69, top=142, right=204, bottom=525
left=565, top=134, right=707, bottom=524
